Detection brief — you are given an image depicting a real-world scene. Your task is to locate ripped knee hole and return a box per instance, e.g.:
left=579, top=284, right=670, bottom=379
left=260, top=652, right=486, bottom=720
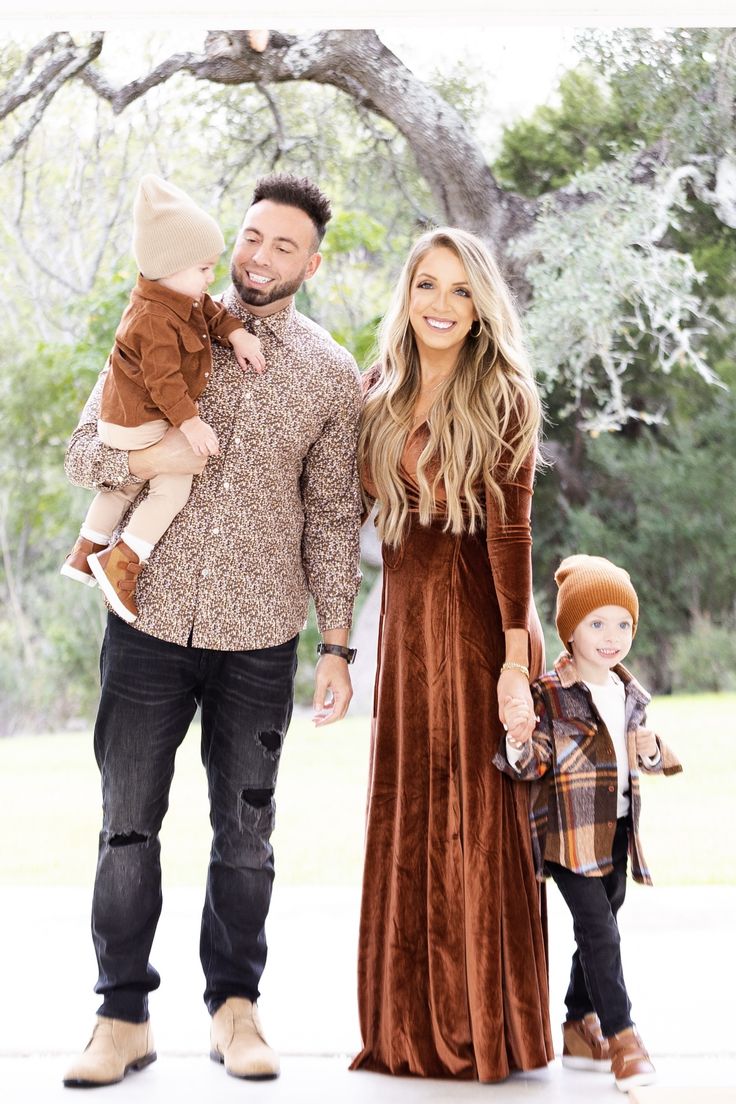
left=108, top=830, right=149, bottom=848
left=241, top=787, right=274, bottom=809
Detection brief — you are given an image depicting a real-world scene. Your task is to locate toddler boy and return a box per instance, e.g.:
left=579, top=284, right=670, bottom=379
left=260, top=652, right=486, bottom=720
left=495, top=554, right=682, bottom=1092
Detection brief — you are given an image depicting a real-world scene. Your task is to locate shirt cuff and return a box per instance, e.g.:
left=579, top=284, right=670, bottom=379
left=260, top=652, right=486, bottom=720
left=506, top=737, right=526, bottom=771
left=315, top=592, right=359, bottom=635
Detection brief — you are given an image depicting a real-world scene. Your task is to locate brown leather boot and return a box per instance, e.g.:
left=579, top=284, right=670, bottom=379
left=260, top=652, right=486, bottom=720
left=608, top=1026, right=656, bottom=1092
left=60, top=536, right=107, bottom=587
left=63, top=1016, right=156, bottom=1087
left=562, top=1012, right=611, bottom=1071
left=88, top=540, right=143, bottom=623
left=210, top=997, right=279, bottom=1080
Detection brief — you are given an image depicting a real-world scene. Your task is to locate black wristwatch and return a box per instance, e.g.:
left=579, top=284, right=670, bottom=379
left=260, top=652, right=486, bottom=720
left=316, top=642, right=357, bottom=664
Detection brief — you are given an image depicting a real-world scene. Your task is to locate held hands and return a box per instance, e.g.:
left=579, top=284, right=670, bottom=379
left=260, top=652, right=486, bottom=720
left=635, top=726, right=658, bottom=760
left=230, top=329, right=266, bottom=374
left=179, top=414, right=220, bottom=457
left=503, top=697, right=534, bottom=745
left=497, top=667, right=535, bottom=743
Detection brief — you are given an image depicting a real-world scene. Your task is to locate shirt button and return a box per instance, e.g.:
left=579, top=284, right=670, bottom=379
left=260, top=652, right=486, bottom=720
left=244, top=391, right=251, bottom=399
left=223, top=482, right=230, bottom=490
left=608, top=784, right=615, bottom=792
left=204, top=372, right=209, bottom=378
left=212, top=527, right=220, bottom=535
left=202, top=333, right=207, bottom=340
left=202, top=568, right=209, bottom=577
left=233, top=437, right=241, bottom=445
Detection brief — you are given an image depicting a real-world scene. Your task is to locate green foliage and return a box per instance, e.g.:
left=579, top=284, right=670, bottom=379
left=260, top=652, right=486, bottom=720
left=0, top=334, right=111, bottom=733
left=428, top=61, right=489, bottom=126
left=517, top=156, right=718, bottom=432
left=577, top=28, right=735, bottom=162
left=496, top=27, right=736, bottom=690
left=495, top=68, right=626, bottom=196
left=321, top=210, right=387, bottom=257
left=670, top=616, right=736, bottom=693
left=534, top=391, right=736, bottom=692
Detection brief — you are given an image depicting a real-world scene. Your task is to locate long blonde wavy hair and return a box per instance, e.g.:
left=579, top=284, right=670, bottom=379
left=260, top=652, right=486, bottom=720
left=359, top=227, right=542, bottom=547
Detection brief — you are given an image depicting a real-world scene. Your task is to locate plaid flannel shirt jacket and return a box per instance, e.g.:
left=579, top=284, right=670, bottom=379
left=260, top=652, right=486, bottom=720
left=493, top=652, right=682, bottom=885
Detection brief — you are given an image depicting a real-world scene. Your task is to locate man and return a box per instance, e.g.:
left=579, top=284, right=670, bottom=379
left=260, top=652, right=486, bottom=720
left=62, top=174, right=363, bottom=1088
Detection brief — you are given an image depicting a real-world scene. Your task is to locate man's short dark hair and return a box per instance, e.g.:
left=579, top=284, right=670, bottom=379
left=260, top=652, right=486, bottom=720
left=250, top=172, right=332, bottom=246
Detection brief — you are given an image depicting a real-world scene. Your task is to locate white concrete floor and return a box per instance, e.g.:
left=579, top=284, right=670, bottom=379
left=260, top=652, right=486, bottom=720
left=2, top=1055, right=736, bottom=1103
left=1, top=884, right=735, bottom=1102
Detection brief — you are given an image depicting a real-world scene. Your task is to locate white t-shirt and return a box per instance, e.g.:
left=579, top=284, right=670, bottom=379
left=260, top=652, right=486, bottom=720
left=584, top=671, right=630, bottom=818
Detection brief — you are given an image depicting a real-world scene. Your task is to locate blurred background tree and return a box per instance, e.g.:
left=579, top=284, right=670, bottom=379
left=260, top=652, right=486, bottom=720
left=494, top=27, right=736, bottom=690
left=0, top=26, right=734, bottom=730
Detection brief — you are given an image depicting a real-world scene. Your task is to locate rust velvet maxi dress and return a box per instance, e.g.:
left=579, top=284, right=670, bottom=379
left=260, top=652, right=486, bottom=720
left=350, top=424, right=554, bottom=1081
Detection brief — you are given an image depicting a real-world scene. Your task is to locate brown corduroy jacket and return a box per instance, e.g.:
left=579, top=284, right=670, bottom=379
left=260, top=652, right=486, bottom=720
left=99, top=275, right=244, bottom=428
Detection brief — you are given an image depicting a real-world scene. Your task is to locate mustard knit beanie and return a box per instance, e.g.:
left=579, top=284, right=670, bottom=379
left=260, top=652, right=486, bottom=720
left=555, top=554, right=639, bottom=651
left=132, top=174, right=225, bottom=280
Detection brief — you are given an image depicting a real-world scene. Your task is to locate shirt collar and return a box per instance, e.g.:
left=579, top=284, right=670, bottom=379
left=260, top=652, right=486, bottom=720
left=132, top=275, right=198, bottom=322
left=553, top=650, right=651, bottom=705
left=221, top=285, right=295, bottom=343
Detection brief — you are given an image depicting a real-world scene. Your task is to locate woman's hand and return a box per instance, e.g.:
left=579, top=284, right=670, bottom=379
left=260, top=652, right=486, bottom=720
left=497, top=668, right=535, bottom=741
left=503, top=697, right=533, bottom=745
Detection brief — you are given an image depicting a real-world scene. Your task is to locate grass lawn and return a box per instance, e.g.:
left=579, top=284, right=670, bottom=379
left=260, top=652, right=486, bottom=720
left=0, top=694, right=733, bottom=887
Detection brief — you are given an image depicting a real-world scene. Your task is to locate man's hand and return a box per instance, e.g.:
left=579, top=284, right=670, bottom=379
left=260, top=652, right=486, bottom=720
left=312, top=655, right=353, bottom=727
left=128, top=426, right=208, bottom=480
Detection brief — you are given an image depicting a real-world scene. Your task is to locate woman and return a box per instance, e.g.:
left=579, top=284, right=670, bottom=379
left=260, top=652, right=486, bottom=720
left=350, top=228, right=554, bottom=1081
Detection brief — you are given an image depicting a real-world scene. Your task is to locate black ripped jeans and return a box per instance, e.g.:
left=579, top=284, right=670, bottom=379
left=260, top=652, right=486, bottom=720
left=91, top=613, right=298, bottom=1022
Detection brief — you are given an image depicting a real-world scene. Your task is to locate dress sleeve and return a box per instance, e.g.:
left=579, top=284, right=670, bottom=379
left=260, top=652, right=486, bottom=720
left=485, top=443, right=537, bottom=631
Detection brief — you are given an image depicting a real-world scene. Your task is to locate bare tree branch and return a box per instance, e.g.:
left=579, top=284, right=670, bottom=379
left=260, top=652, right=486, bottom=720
left=0, top=29, right=537, bottom=261
left=1, top=27, right=733, bottom=279
left=0, top=32, right=72, bottom=116
left=0, top=32, right=103, bottom=168
left=79, top=50, right=197, bottom=111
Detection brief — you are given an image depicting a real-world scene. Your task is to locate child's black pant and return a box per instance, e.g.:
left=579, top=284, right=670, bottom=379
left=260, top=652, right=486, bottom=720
left=547, top=817, right=633, bottom=1038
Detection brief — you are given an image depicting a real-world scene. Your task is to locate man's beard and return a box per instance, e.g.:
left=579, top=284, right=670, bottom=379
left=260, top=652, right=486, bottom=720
left=230, top=262, right=305, bottom=308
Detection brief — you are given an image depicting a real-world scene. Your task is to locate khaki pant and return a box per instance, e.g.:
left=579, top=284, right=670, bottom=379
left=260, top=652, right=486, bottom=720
left=82, top=419, right=192, bottom=545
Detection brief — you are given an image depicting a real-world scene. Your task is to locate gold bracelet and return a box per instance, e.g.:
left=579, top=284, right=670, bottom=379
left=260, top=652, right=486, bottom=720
left=500, top=661, right=530, bottom=679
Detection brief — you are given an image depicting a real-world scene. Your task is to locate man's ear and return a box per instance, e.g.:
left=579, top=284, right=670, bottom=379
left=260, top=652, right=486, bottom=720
left=304, top=252, right=322, bottom=281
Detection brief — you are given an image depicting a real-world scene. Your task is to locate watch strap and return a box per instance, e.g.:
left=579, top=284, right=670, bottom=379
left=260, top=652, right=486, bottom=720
left=316, top=642, right=357, bottom=664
